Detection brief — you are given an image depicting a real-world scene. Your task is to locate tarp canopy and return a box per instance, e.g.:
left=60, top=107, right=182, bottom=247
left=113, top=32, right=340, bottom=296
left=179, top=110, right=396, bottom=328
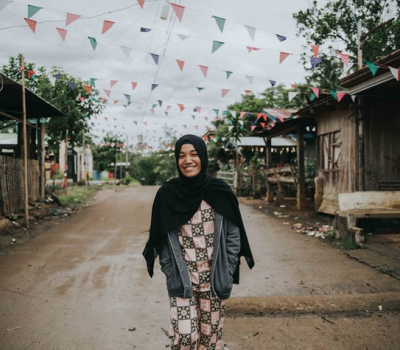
left=237, top=136, right=297, bottom=147
left=0, top=72, right=64, bottom=121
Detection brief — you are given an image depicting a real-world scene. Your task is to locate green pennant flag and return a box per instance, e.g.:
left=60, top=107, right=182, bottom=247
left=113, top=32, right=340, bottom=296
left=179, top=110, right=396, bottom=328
left=365, top=60, right=379, bottom=76
left=133, top=121, right=137, bottom=125
left=212, top=15, right=226, bottom=33
left=183, top=125, right=187, bottom=128
left=225, top=71, right=232, bottom=79
left=83, top=113, right=89, bottom=119
left=164, top=111, right=168, bottom=116
left=124, top=94, right=131, bottom=102
left=90, top=97, right=99, bottom=103
left=329, top=90, right=338, bottom=101
left=28, top=5, right=43, bottom=19
left=213, top=109, right=219, bottom=116
left=212, top=40, right=224, bottom=53
left=197, top=87, right=204, bottom=92
left=88, top=37, right=97, bottom=51
left=152, top=103, right=157, bottom=108
left=310, top=93, right=316, bottom=101
left=222, top=110, right=229, bottom=116
left=90, top=78, right=97, bottom=87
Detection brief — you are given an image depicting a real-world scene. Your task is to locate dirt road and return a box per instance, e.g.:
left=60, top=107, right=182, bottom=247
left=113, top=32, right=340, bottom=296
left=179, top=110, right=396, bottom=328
left=1, top=186, right=400, bottom=349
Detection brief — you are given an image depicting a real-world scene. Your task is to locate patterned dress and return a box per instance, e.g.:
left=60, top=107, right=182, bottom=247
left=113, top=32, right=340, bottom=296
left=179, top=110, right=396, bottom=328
left=169, top=200, right=226, bottom=350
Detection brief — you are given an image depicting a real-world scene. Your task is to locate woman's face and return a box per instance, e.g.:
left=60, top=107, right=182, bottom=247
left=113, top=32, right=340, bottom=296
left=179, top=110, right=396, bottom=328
left=178, top=143, right=201, bottom=178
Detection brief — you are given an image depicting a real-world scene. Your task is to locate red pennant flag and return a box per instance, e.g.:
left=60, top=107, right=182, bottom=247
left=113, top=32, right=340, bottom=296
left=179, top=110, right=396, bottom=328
left=27, top=70, right=35, bottom=79
left=80, top=97, right=85, bottom=102
left=251, top=125, right=257, bottom=131
left=195, top=125, right=199, bottom=130
left=104, top=89, right=111, bottom=97
left=244, top=90, right=252, bottom=95
left=257, top=113, right=267, bottom=121
left=24, top=18, right=37, bottom=33
left=260, top=123, right=266, bottom=128
left=102, top=20, right=115, bottom=34
left=311, top=44, right=319, bottom=58
left=56, top=27, right=67, bottom=41
left=279, top=52, right=290, bottom=64
left=221, top=89, right=230, bottom=98
left=66, top=13, right=81, bottom=26
left=177, top=103, right=185, bottom=112
left=150, top=109, right=154, bottom=114
left=246, top=46, right=260, bottom=53
left=137, top=0, right=145, bottom=9
left=196, top=106, right=202, bottom=113
left=310, top=87, right=319, bottom=98
left=104, top=117, right=108, bottom=121
left=199, top=65, right=208, bottom=77
left=84, top=85, right=91, bottom=94
left=239, top=112, right=246, bottom=118
left=114, top=100, right=118, bottom=105
left=339, top=53, right=350, bottom=67
left=291, top=84, right=297, bottom=88
left=131, top=82, right=138, bottom=90
left=337, top=92, right=347, bottom=102
left=167, top=105, right=172, bottom=110
left=204, top=117, right=208, bottom=121
left=110, top=80, right=118, bottom=87
left=143, top=122, right=147, bottom=126
left=170, top=3, right=185, bottom=22
left=176, top=59, right=185, bottom=71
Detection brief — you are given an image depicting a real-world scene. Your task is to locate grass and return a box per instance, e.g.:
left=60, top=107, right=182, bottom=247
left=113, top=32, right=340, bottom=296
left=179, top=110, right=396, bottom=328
left=56, top=186, right=99, bottom=206
left=335, top=238, right=361, bottom=250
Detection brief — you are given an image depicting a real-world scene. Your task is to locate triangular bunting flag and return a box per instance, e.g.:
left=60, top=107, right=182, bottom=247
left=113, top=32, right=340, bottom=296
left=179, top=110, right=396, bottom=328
left=330, top=90, right=338, bottom=101
left=246, top=46, right=260, bottom=53
left=56, top=27, right=67, bottom=41
left=68, top=82, right=75, bottom=90
left=84, top=85, right=91, bottom=94
left=213, top=109, right=219, bottom=116
left=88, top=37, right=97, bottom=50
left=280, top=52, right=290, bottom=64
left=351, top=95, right=357, bottom=103
left=137, top=0, right=144, bottom=9
left=177, top=33, right=189, bottom=40
left=66, top=13, right=80, bottom=26
left=177, top=103, right=185, bottom=112
left=124, top=94, right=131, bottom=102
left=164, top=111, right=168, bottom=116
left=110, top=80, right=118, bottom=87
left=246, top=75, right=254, bottom=84
left=114, top=100, right=118, bottom=105
left=152, top=103, right=157, bottom=109
left=310, top=87, right=319, bottom=98
left=27, top=70, right=35, bottom=79
left=288, top=92, right=299, bottom=102
left=102, top=20, right=115, bottom=34
left=104, top=89, right=111, bottom=97
left=221, top=89, right=230, bottom=98
left=251, top=125, right=257, bottom=131
left=269, top=80, right=276, bottom=87
left=230, top=111, right=237, bottom=118
left=311, top=44, right=319, bottom=58
left=28, top=5, right=43, bottom=19
left=339, top=53, right=350, bottom=67
left=212, top=41, right=224, bottom=53
left=140, top=27, right=151, bottom=32
left=244, top=90, right=252, bottom=95
left=389, top=66, right=400, bottom=81
left=276, top=34, right=286, bottom=42
left=199, top=65, right=208, bottom=77
left=244, top=25, right=256, bottom=41
left=150, top=108, right=154, bottom=114
left=176, top=59, right=185, bottom=71
left=310, top=56, right=322, bottom=68
left=150, top=53, right=159, bottom=65
left=121, top=46, right=131, bottom=58
left=191, top=115, right=195, bottom=120
left=212, top=15, right=226, bottom=32
left=197, top=87, right=204, bottom=92
left=170, top=3, right=185, bottom=22
left=225, top=71, right=232, bottom=79
left=158, top=100, right=162, bottom=107
left=337, top=92, right=347, bottom=102
left=24, top=18, right=37, bottom=33
left=365, top=60, right=379, bottom=76
left=196, top=106, right=202, bottom=113
left=131, top=82, right=138, bottom=90
left=151, top=84, right=158, bottom=90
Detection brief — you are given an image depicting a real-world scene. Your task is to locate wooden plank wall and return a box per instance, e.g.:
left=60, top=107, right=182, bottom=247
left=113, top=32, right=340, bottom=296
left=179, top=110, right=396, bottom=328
left=363, top=99, right=400, bottom=190
left=0, top=156, right=40, bottom=214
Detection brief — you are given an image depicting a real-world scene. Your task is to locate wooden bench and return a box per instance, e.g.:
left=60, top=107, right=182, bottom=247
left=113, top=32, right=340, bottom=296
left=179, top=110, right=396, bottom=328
left=337, top=191, right=400, bottom=242
left=265, top=164, right=297, bottom=205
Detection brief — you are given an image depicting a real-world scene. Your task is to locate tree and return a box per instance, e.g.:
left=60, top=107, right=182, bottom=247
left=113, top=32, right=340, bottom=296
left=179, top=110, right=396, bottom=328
left=92, top=134, right=125, bottom=172
left=1, top=54, right=105, bottom=153
left=293, top=0, right=400, bottom=88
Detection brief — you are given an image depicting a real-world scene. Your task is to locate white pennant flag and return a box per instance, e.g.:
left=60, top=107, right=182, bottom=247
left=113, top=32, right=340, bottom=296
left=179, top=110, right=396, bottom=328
left=246, top=75, right=254, bottom=84
left=229, top=110, right=237, bottom=118
left=228, top=126, right=234, bottom=131
left=288, top=92, right=299, bottom=102
left=238, top=120, right=244, bottom=126
left=244, top=25, right=256, bottom=41
left=389, top=66, right=400, bottom=81
left=121, top=46, right=132, bottom=58
left=351, top=95, right=357, bottom=103
left=0, top=1, right=12, bottom=11
left=177, top=33, right=189, bottom=40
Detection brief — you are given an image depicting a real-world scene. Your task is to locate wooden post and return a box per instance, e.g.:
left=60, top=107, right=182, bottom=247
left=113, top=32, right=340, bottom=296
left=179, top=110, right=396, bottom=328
left=114, top=147, right=117, bottom=180
left=38, top=120, right=45, bottom=201
left=64, top=130, right=68, bottom=197
left=21, top=57, right=30, bottom=228
left=125, top=136, right=129, bottom=178
left=296, top=126, right=306, bottom=210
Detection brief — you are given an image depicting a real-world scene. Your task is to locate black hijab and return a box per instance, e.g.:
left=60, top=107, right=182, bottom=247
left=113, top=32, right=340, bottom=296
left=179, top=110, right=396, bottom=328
left=142, top=134, right=254, bottom=283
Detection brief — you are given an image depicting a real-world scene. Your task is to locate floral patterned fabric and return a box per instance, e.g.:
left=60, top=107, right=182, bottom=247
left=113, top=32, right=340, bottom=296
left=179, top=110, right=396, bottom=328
left=169, top=200, right=225, bottom=350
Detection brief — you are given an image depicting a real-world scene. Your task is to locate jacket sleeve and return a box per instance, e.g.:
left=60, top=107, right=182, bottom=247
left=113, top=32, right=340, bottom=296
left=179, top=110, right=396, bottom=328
left=225, top=219, right=241, bottom=275
left=159, top=237, right=172, bottom=278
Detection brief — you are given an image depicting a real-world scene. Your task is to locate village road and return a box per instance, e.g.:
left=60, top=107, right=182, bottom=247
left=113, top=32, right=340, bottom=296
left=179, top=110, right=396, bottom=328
left=1, top=186, right=400, bottom=350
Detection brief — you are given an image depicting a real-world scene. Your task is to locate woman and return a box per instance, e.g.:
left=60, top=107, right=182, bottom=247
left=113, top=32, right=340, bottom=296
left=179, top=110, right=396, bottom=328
left=143, top=134, right=254, bottom=350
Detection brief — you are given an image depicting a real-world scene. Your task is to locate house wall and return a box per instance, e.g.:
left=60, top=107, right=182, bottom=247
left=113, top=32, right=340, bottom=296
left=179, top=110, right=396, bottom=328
left=363, top=98, right=400, bottom=190
left=315, top=104, right=357, bottom=214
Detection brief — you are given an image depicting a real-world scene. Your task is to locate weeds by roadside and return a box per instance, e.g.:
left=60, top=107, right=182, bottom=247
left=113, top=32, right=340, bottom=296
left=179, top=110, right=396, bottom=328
left=55, top=186, right=99, bottom=205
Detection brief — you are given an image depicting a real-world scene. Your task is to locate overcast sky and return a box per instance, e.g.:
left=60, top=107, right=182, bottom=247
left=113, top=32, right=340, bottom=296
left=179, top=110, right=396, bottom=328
left=0, top=0, right=315, bottom=148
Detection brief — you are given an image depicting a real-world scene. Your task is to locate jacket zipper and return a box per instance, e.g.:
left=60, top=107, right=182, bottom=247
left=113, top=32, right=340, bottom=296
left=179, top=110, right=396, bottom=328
left=210, top=216, right=223, bottom=297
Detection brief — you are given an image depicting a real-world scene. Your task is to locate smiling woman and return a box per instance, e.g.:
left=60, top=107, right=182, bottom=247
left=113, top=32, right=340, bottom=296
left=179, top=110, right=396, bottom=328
left=143, top=134, right=254, bottom=349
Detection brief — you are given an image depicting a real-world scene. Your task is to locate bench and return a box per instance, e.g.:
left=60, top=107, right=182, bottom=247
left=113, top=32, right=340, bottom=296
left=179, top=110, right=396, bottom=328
left=337, top=191, right=400, bottom=242
left=265, top=164, right=297, bottom=205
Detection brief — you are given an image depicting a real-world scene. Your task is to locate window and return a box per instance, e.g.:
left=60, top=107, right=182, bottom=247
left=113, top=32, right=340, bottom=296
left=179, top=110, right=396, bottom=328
left=320, top=131, right=341, bottom=170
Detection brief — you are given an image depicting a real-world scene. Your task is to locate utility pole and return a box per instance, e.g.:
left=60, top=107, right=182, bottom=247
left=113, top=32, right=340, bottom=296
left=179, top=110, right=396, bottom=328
left=125, top=135, right=129, bottom=178
left=21, top=56, right=29, bottom=229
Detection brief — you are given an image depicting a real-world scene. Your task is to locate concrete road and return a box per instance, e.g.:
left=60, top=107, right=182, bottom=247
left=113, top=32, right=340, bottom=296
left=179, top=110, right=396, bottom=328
left=1, top=186, right=400, bottom=350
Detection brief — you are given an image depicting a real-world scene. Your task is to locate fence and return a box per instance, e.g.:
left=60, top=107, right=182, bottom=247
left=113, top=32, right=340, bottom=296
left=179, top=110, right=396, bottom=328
left=0, top=155, right=39, bottom=214
left=216, top=171, right=237, bottom=192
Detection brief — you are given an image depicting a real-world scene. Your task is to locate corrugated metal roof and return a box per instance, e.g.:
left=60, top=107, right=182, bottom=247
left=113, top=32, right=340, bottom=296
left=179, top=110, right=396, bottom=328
left=0, top=133, right=17, bottom=145
left=237, top=136, right=296, bottom=147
